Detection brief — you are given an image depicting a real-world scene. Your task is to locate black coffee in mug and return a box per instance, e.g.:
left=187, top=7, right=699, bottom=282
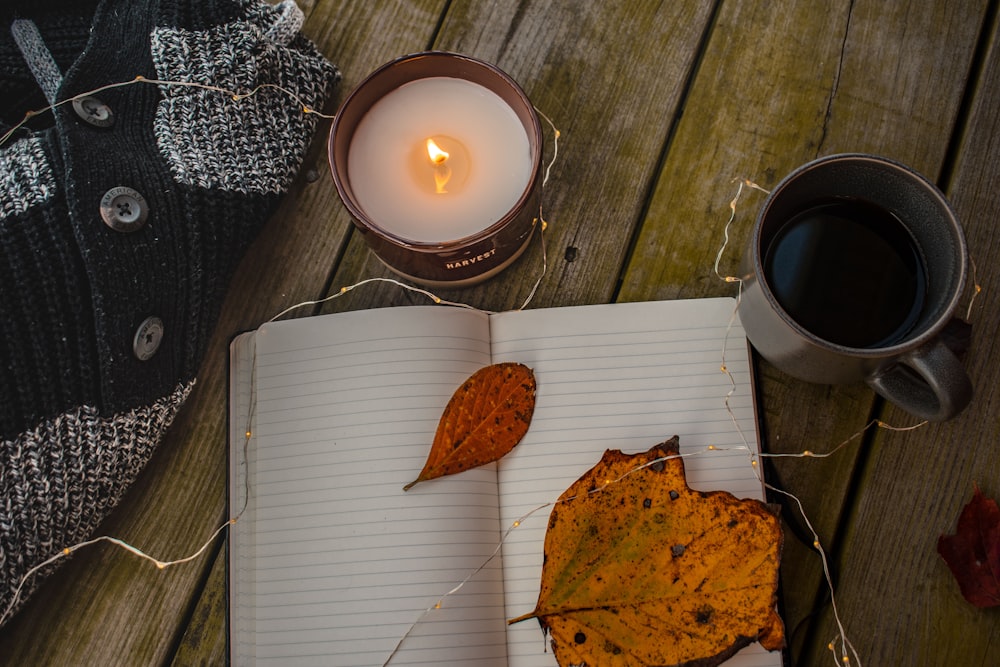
left=763, top=197, right=927, bottom=349
left=739, top=154, right=971, bottom=421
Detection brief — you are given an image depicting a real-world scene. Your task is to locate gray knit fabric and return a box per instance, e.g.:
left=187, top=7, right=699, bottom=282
left=0, top=0, right=338, bottom=624
left=1, top=382, right=193, bottom=596
left=10, top=19, right=62, bottom=104
left=152, top=1, right=329, bottom=194
left=0, top=136, right=56, bottom=219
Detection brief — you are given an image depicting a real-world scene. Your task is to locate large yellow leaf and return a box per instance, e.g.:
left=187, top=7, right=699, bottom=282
left=404, top=362, right=535, bottom=490
left=510, top=436, right=784, bottom=666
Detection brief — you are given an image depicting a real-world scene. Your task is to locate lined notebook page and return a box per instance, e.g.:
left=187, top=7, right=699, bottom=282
left=490, top=298, right=781, bottom=667
left=231, top=307, right=509, bottom=666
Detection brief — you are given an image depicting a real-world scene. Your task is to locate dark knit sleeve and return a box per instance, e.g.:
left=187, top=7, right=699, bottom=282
left=0, top=0, right=338, bottom=625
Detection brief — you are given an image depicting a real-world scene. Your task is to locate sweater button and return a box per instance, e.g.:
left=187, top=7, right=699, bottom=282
left=133, top=317, right=164, bottom=361
left=71, top=95, right=114, bottom=128
left=100, top=187, right=148, bottom=232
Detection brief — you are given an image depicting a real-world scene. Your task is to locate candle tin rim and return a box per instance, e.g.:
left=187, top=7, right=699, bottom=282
left=328, top=51, right=544, bottom=251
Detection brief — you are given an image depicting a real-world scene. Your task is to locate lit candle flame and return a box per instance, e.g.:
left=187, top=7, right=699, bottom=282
left=426, top=138, right=452, bottom=193
left=426, top=138, right=450, bottom=164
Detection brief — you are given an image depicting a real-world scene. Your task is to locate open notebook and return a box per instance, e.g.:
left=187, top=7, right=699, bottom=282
left=228, top=298, right=781, bottom=666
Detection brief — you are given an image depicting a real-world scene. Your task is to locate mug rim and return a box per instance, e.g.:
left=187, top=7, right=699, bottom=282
left=750, top=152, right=968, bottom=357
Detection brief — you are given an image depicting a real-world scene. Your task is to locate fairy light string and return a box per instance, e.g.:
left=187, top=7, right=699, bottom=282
left=716, top=177, right=865, bottom=666
left=0, top=74, right=557, bottom=627
left=1, top=76, right=982, bottom=667
left=710, top=176, right=981, bottom=667
left=414, top=175, right=979, bottom=667
left=0, top=76, right=334, bottom=147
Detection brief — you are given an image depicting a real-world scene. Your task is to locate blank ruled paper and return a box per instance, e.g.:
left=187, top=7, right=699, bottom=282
left=230, top=299, right=781, bottom=667
left=231, top=307, right=507, bottom=666
left=490, top=298, right=778, bottom=667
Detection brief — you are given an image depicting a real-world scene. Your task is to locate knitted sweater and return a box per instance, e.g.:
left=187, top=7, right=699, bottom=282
left=0, top=0, right=338, bottom=622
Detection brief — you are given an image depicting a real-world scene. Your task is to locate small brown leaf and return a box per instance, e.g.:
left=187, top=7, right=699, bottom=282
left=510, top=436, right=784, bottom=667
left=404, top=363, right=535, bottom=490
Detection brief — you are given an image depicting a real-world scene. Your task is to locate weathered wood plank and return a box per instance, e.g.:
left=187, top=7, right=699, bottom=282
left=614, top=0, right=990, bottom=663
left=319, top=0, right=719, bottom=315
left=0, top=1, right=449, bottom=663
left=2, top=2, right=995, bottom=665
left=615, top=2, right=875, bottom=654
left=804, top=9, right=1000, bottom=665
left=172, top=541, right=229, bottom=665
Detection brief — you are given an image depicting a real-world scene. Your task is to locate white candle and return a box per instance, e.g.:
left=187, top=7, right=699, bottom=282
left=347, top=77, right=533, bottom=243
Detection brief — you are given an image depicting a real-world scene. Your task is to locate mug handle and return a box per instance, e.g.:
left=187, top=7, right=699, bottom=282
left=866, top=340, right=973, bottom=421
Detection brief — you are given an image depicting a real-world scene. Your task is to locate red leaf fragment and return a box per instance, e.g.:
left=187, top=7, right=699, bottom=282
left=937, top=484, right=1000, bottom=608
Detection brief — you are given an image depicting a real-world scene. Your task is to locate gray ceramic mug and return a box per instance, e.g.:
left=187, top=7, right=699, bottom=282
left=738, top=154, right=972, bottom=421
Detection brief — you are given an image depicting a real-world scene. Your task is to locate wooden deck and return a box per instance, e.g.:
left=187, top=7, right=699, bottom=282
left=2, top=1, right=999, bottom=664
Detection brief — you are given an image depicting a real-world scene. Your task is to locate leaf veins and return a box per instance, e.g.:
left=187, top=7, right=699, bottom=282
left=510, top=436, right=784, bottom=667
left=404, top=363, right=535, bottom=491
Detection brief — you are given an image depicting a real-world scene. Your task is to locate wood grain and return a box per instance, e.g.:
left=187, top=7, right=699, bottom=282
left=615, top=0, right=991, bottom=662
left=172, top=541, right=229, bottom=664
left=803, top=8, right=1000, bottom=665
left=1, top=1, right=997, bottom=665
left=319, top=0, right=719, bottom=315
left=0, top=1, right=448, bottom=663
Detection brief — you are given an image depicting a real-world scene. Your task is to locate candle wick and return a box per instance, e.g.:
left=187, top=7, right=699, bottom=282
left=434, top=165, right=452, bottom=194
left=426, top=138, right=451, bottom=193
